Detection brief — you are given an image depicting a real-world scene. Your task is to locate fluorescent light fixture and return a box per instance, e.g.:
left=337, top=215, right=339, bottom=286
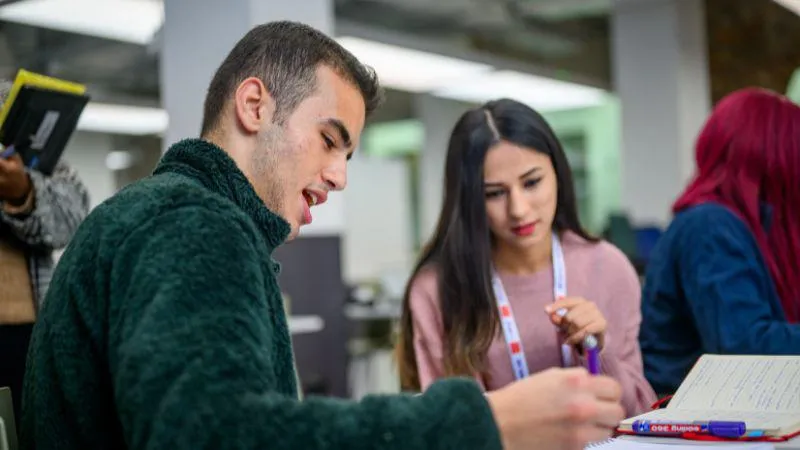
left=433, top=70, right=607, bottom=112
left=773, top=0, right=800, bottom=15
left=0, top=0, right=163, bottom=45
left=78, top=103, right=168, bottom=135
left=337, top=36, right=493, bottom=92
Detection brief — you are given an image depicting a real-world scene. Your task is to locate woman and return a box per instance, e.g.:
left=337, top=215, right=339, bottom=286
left=640, top=88, right=800, bottom=396
left=0, top=79, right=90, bottom=429
left=396, top=98, right=656, bottom=416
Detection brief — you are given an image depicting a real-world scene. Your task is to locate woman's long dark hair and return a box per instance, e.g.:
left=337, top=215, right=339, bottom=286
left=396, top=98, right=597, bottom=391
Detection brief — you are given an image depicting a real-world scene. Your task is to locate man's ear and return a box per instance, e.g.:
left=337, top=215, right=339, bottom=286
left=233, top=77, right=276, bottom=134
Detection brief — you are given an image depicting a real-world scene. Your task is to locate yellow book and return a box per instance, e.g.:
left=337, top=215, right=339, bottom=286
left=0, top=69, right=86, bottom=128
left=0, top=69, right=90, bottom=175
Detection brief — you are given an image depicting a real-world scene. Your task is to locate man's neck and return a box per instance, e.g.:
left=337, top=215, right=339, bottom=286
left=492, top=231, right=553, bottom=275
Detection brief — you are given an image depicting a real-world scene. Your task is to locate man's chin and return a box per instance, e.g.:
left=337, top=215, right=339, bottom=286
left=285, top=223, right=301, bottom=241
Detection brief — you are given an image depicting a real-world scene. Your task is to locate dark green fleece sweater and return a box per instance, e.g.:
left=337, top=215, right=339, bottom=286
left=20, top=139, right=502, bottom=450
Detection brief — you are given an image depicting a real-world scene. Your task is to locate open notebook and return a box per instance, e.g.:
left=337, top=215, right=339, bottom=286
left=618, top=355, right=800, bottom=441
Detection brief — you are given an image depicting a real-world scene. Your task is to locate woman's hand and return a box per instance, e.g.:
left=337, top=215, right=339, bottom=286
left=545, top=297, right=607, bottom=350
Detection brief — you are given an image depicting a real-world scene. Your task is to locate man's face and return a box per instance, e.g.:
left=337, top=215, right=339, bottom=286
left=246, top=65, right=366, bottom=240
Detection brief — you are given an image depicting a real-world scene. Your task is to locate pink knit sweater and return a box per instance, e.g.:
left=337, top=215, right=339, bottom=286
left=407, top=232, right=657, bottom=417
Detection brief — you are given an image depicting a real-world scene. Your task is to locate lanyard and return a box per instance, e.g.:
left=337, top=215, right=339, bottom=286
left=492, top=232, right=572, bottom=381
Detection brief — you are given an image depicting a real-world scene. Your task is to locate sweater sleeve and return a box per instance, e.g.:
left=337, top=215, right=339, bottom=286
left=584, top=248, right=657, bottom=416
left=108, top=205, right=502, bottom=450
left=0, top=162, right=90, bottom=251
left=679, top=212, right=800, bottom=354
left=408, top=270, right=487, bottom=392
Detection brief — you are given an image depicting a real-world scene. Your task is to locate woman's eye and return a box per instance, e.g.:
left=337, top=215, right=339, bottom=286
left=485, top=190, right=504, bottom=199
left=524, top=178, right=542, bottom=189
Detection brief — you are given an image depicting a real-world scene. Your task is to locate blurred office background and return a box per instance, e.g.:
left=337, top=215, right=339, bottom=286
left=1, top=0, right=799, bottom=399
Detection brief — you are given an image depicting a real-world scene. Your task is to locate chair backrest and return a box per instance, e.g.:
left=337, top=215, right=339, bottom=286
left=0, top=388, right=17, bottom=450
left=0, top=417, right=9, bottom=450
left=605, top=213, right=638, bottom=258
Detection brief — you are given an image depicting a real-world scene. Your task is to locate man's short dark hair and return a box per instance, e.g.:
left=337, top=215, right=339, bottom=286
left=200, top=21, right=383, bottom=137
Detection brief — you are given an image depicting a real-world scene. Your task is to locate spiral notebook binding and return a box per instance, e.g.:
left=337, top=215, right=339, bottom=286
left=585, top=438, right=615, bottom=448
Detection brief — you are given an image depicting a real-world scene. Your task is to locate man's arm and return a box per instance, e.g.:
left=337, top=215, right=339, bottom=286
left=1, top=162, right=90, bottom=251
left=108, top=204, right=502, bottom=450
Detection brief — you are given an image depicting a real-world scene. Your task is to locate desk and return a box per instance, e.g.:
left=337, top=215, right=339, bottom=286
left=616, top=435, right=800, bottom=449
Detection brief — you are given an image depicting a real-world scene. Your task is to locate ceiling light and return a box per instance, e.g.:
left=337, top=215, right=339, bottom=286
left=0, top=0, right=163, bottom=45
left=773, top=0, right=800, bottom=16
left=78, top=103, right=168, bottom=135
left=337, top=36, right=493, bottom=93
left=433, top=70, right=607, bottom=112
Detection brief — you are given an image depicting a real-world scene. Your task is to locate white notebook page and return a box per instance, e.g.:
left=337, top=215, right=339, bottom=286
left=670, top=355, right=800, bottom=413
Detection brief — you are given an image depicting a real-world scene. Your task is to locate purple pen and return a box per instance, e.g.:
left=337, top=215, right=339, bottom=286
left=584, top=334, right=600, bottom=375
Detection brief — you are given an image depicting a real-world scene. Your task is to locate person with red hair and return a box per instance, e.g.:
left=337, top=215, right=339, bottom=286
left=639, top=87, right=800, bottom=396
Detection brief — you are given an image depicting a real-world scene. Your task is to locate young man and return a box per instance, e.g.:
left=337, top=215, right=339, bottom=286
left=21, top=21, right=625, bottom=450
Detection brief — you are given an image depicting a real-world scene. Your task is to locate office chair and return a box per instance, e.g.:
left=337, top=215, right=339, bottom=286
left=0, top=387, right=16, bottom=450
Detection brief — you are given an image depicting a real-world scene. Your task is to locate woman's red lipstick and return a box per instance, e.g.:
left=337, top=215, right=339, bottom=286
left=511, top=222, right=537, bottom=237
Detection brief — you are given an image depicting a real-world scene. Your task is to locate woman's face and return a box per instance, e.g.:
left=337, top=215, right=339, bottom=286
left=483, top=140, right=558, bottom=251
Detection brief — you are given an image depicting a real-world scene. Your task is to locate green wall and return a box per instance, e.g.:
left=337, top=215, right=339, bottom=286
left=541, top=97, right=621, bottom=233
left=787, top=67, right=800, bottom=104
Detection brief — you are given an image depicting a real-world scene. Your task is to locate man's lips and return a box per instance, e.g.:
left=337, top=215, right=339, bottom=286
left=300, top=189, right=329, bottom=225
left=303, top=189, right=328, bottom=207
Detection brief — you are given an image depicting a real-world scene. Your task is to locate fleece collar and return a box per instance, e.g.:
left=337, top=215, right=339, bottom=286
left=153, top=138, right=291, bottom=251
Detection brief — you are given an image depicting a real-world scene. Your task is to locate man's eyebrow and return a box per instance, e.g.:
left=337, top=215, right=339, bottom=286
left=324, top=118, right=352, bottom=148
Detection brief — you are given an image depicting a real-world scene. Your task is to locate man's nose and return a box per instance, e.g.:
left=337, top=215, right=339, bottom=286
left=322, top=162, right=347, bottom=191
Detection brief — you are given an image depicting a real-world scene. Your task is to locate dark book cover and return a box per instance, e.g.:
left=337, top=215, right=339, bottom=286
left=0, top=85, right=89, bottom=175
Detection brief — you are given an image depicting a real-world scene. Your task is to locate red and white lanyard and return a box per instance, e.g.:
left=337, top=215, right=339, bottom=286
left=492, top=232, right=572, bottom=380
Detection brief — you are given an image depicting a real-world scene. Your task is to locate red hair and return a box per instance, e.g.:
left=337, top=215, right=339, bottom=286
left=673, top=88, right=800, bottom=323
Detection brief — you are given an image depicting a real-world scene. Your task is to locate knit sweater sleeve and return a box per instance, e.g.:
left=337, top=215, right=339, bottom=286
left=588, top=245, right=657, bottom=416
left=108, top=204, right=502, bottom=450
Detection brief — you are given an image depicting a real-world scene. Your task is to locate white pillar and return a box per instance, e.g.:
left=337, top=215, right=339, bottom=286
left=160, top=0, right=342, bottom=235
left=611, top=0, right=711, bottom=226
left=62, top=132, right=116, bottom=209
left=414, top=94, right=472, bottom=241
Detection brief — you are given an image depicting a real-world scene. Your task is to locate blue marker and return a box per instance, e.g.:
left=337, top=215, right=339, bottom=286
left=631, top=420, right=746, bottom=438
